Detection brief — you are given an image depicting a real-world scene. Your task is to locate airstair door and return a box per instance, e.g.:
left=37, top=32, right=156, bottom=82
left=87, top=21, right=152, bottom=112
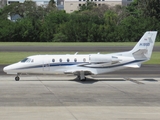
left=43, top=59, right=50, bottom=71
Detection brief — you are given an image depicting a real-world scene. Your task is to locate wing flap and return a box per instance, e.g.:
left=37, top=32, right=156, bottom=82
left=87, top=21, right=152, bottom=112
left=64, top=70, right=94, bottom=75
left=124, top=63, right=141, bottom=68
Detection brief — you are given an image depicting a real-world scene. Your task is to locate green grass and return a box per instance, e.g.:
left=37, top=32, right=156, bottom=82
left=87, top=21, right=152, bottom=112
left=144, top=52, right=160, bottom=64
left=0, top=42, right=160, bottom=46
left=0, top=52, right=159, bottom=65
left=0, top=52, right=69, bottom=64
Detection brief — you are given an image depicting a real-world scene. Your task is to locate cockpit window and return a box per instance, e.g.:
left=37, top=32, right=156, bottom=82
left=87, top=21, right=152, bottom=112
left=21, top=58, right=33, bottom=63
left=21, top=58, right=29, bottom=62
left=26, top=58, right=31, bottom=62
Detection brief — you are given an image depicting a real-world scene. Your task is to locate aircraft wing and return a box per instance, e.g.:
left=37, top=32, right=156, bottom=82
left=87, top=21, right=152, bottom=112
left=64, top=69, right=94, bottom=75
left=124, top=63, right=141, bottom=68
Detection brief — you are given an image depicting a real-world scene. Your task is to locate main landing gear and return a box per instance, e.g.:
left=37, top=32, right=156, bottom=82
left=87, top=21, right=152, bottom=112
left=15, top=74, right=20, bottom=81
left=77, top=76, right=86, bottom=81
left=77, top=71, right=86, bottom=81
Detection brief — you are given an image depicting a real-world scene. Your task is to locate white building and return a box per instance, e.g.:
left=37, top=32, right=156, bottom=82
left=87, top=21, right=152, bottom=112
left=7, top=0, right=50, bottom=6
left=6, top=0, right=133, bottom=13
left=7, top=0, right=64, bottom=9
left=64, top=0, right=133, bottom=13
left=0, top=0, right=7, bottom=8
left=122, top=0, right=133, bottom=6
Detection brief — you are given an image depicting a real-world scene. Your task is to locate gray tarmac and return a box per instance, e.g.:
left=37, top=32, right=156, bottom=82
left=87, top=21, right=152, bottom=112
left=0, top=46, right=160, bottom=120
left=0, top=75, right=160, bottom=120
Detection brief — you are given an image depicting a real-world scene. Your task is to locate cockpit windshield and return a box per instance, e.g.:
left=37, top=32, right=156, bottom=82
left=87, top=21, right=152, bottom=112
left=21, top=58, right=28, bottom=62
left=21, top=58, right=33, bottom=63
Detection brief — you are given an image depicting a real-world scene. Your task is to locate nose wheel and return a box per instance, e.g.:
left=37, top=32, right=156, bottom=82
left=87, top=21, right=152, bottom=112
left=15, top=76, right=20, bottom=81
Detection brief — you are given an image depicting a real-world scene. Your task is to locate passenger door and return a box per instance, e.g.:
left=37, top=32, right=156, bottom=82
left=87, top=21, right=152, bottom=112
left=43, top=59, right=50, bottom=71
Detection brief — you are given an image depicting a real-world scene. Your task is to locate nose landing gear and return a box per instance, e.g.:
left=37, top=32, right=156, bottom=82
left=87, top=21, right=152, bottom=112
left=15, top=76, right=20, bottom=81
left=15, top=74, right=20, bottom=81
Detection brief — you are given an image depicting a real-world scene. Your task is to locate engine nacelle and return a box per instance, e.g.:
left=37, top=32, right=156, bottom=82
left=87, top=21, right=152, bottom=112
left=89, top=54, right=120, bottom=64
left=89, top=55, right=112, bottom=63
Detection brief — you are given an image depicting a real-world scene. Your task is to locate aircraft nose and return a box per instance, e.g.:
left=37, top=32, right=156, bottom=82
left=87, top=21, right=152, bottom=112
left=3, top=63, right=19, bottom=74
left=3, top=65, right=14, bottom=73
left=3, top=66, right=9, bottom=73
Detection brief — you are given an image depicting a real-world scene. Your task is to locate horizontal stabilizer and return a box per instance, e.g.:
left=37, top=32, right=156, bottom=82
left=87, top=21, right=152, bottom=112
left=132, top=49, right=148, bottom=59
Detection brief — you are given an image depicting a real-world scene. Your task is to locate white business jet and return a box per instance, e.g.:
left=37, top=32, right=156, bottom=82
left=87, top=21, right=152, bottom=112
left=3, top=31, right=157, bottom=81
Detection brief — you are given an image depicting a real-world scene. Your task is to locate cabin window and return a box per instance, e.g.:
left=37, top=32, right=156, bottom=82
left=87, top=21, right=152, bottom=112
left=52, top=59, right=55, bottom=62
left=31, top=59, right=34, bottom=62
left=74, top=58, right=77, bottom=62
left=59, top=58, right=62, bottom=62
left=67, top=58, right=70, bottom=62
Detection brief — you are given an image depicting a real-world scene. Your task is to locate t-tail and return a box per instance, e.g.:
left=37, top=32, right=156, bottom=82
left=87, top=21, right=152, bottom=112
left=130, top=31, right=157, bottom=61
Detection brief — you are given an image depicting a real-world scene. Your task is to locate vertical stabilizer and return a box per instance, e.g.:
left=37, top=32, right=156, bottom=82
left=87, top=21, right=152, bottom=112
left=131, top=31, right=157, bottom=60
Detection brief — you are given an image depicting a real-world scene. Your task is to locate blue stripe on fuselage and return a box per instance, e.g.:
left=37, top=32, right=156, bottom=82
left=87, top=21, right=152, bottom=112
left=15, top=62, right=83, bottom=70
left=15, top=60, right=145, bottom=70
left=84, top=60, right=144, bottom=68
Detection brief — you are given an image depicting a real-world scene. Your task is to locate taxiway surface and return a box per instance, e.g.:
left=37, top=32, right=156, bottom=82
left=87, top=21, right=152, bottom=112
left=0, top=76, right=160, bottom=120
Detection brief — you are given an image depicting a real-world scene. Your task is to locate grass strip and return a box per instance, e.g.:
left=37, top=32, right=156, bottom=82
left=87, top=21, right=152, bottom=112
left=0, top=52, right=159, bottom=65
left=0, top=42, right=160, bottom=47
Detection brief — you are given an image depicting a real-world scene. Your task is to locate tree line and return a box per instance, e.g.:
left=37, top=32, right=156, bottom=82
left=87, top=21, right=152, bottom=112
left=0, top=0, right=160, bottom=42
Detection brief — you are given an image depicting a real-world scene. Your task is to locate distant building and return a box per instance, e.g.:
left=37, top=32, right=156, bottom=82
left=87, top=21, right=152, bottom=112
left=5, top=0, right=64, bottom=21
left=7, top=0, right=50, bottom=6
left=2, top=0, right=133, bottom=13
left=6, top=0, right=51, bottom=21
left=0, top=0, right=7, bottom=8
left=57, top=0, right=64, bottom=10
left=122, top=0, right=133, bottom=6
left=8, top=14, right=21, bottom=22
left=6, top=0, right=64, bottom=10
left=64, top=0, right=133, bottom=13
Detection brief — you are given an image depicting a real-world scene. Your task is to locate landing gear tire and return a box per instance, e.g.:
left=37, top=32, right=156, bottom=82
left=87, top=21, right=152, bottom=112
left=78, top=71, right=86, bottom=81
left=77, top=76, right=80, bottom=80
left=81, top=77, right=86, bottom=81
left=15, top=76, right=20, bottom=81
left=77, top=76, right=86, bottom=81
